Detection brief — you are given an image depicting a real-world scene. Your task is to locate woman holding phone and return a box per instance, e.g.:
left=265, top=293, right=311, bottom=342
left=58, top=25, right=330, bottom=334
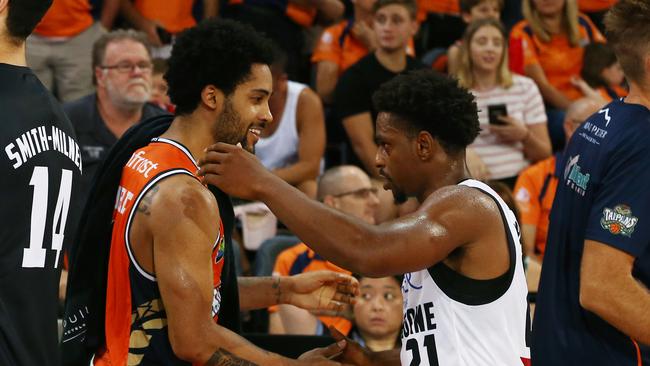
left=455, top=18, right=551, bottom=187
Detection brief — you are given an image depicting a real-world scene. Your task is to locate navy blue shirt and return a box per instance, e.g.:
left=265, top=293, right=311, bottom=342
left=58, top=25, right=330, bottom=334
left=532, top=99, right=650, bottom=365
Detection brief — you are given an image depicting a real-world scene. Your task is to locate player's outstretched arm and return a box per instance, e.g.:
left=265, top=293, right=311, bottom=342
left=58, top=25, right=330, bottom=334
left=198, top=143, right=494, bottom=277
left=147, top=177, right=345, bottom=365
left=238, top=270, right=359, bottom=311
left=580, top=240, right=650, bottom=345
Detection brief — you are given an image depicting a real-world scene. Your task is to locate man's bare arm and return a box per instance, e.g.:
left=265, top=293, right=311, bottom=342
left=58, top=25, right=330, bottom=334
left=146, top=177, right=307, bottom=365
left=274, top=88, right=325, bottom=185
left=314, top=61, right=339, bottom=103
left=580, top=240, right=650, bottom=345
left=342, top=112, right=380, bottom=177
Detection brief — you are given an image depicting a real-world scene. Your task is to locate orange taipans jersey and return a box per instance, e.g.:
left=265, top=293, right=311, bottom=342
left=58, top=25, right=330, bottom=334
left=94, top=137, right=225, bottom=366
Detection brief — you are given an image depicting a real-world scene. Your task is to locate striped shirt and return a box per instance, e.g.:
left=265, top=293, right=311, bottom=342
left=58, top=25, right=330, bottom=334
left=470, top=75, right=547, bottom=179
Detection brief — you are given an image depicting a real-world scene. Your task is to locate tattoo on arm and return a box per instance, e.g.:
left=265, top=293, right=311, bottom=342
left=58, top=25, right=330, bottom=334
left=205, top=348, right=260, bottom=366
left=136, top=185, right=160, bottom=216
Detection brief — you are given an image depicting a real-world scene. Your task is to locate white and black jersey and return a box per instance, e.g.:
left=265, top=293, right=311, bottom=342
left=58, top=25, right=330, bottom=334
left=400, top=179, right=530, bottom=366
left=0, top=63, right=82, bottom=366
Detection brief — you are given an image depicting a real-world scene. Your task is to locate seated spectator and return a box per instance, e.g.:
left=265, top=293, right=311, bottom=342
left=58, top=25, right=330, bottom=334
left=335, top=0, right=423, bottom=176
left=224, top=0, right=345, bottom=82
left=349, top=275, right=403, bottom=351
left=457, top=19, right=551, bottom=187
left=64, top=30, right=168, bottom=200
left=150, top=58, right=175, bottom=113
left=27, top=0, right=118, bottom=102
left=120, top=0, right=219, bottom=57
left=255, top=50, right=326, bottom=199
left=414, top=0, right=464, bottom=54
left=576, top=42, right=627, bottom=102
left=513, top=97, right=602, bottom=291
left=270, top=165, right=379, bottom=335
left=447, top=0, right=503, bottom=76
left=509, top=0, right=604, bottom=150
left=312, top=0, right=378, bottom=104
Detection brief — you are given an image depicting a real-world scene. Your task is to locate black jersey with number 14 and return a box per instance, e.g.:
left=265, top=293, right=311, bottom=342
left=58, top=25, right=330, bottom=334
left=0, top=63, right=82, bottom=366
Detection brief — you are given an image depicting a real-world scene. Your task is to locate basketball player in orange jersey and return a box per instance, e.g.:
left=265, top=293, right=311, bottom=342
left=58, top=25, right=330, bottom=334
left=198, top=70, right=531, bottom=366
left=87, top=19, right=358, bottom=366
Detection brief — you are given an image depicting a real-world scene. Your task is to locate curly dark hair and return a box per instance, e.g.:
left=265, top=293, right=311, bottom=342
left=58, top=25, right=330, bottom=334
left=6, top=0, right=53, bottom=44
left=372, top=69, right=480, bottom=155
left=165, top=19, right=275, bottom=115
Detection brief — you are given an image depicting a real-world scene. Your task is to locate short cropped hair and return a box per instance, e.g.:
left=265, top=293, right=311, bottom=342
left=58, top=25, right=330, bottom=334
left=459, top=0, right=504, bottom=14
left=604, top=0, right=650, bottom=84
left=372, top=70, right=480, bottom=155
left=5, top=0, right=53, bottom=44
left=165, top=19, right=275, bottom=115
left=373, top=0, right=418, bottom=19
left=92, top=29, right=152, bottom=84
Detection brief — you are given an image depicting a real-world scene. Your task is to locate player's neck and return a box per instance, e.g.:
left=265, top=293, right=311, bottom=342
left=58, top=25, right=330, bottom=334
left=375, top=48, right=407, bottom=73
left=419, top=157, right=469, bottom=203
left=625, top=82, right=650, bottom=110
left=0, top=40, right=26, bottom=66
left=161, top=113, right=215, bottom=165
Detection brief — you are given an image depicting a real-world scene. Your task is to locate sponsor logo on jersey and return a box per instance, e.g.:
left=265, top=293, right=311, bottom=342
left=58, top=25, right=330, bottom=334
left=564, top=155, right=590, bottom=196
left=126, top=150, right=159, bottom=178
left=600, top=205, right=638, bottom=237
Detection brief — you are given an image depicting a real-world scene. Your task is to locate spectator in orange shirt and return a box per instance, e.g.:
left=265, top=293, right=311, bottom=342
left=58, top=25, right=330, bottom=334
left=26, top=0, right=119, bottom=102
left=509, top=0, right=605, bottom=151
left=513, top=97, right=602, bottom=290
left=270, top=165, right=379, bottom=335
left=312, top=0, right=378, bottom=104
left=577, top=42, right=627, bottom=102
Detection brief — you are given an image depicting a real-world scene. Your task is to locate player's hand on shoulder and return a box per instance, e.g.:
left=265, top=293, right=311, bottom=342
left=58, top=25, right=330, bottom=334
left=197, top=142, right=271, bottom=201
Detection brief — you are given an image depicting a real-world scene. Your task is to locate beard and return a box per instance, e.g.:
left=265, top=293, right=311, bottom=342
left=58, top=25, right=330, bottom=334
left=106, top=77, right=151, bottom=109
left=215, top=98, right=255, bottom=153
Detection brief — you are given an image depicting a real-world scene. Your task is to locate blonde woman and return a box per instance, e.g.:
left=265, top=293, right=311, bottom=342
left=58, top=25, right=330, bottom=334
left=457, top=18, right=551, bottom=186
left=510, top=0, right=605, bottom=109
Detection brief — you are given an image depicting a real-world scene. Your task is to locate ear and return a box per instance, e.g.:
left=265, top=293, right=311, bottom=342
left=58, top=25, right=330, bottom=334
left=461, top=12, right=472, bottom=23
left=94, top=67, right=106, bottom=87
left=415, top=131, right=435, bottom=161
left=410, top=18, right=420, bottom=37
left=323, top=195, right=338, bottom=208
left=201, top=84, right=225, bottom=111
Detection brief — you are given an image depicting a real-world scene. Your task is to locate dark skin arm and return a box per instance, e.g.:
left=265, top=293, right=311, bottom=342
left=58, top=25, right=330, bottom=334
left=198, top=143, right=508, bottom=278
left=580, top=240, right=650, bottom=345
left=140, top=176, right=345, bottom=365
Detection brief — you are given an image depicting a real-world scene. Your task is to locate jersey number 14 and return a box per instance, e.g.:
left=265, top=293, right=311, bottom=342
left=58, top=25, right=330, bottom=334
left=22, top=166, right=73, bottom=268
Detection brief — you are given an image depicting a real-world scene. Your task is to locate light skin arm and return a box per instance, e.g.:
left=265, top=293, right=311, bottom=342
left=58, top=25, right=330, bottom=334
left=273, top=88, right=326, bottom=185
left=99, top=0, right=120, bottom=29
left=197, top=144, right=496, bottom=277
left=524, top=63, right=572, bottom=110
left=520, top=224, right=538, bottom=259
left=315, top=61, right=339, bottom=104
left=119, top=0, right=162, bottom=46
left=146, top=177, right=341, bottom=365
left=342, top=112, right=380, bottom=177
left=489, top=118, right=552, bottom=163
left=579, top=240, right=650, bottom=345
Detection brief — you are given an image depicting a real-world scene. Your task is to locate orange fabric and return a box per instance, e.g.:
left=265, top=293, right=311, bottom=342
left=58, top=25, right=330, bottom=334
left=134, top=0, right=196, bottom=34
left=513, top=156, right=558, bottom=256
left=286, top=3, right=317, bottom=28
left=312, top=20, right=415, bottom=75
left=271, top=243, right=353, bottom=335
left=95, top=140, right=224, bottom=365
left=417, top=0, right=460, bottom=22
left=509, top=15, right=605, bottom=101
left=34, top=0, right=93, bottom=37
left=596, top=85, right=627, bottom=102
left=578, top=0, right=617, bottom=12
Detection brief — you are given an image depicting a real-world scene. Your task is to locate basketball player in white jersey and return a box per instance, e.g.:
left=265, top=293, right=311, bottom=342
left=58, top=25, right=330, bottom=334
left=198, top=69, right=530, bottom=365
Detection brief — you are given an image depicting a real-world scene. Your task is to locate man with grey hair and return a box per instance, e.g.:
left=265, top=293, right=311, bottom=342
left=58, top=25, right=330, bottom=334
left=64, top=29, right=168, bottom=200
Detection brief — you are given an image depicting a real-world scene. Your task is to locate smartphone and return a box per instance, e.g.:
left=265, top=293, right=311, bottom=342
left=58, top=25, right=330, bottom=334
left=156, top=26, right=172, bottom=45
left=488, top=104, right=508, bottom=125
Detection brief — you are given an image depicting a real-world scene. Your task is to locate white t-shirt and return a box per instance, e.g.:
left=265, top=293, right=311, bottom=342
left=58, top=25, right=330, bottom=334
left=469, top=75, right=547, bottom=179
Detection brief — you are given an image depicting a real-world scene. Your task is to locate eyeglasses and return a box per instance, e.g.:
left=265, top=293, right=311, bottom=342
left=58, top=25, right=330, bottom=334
left=331, top=187, right=378, bottom=199
left=100, top=61, right=153, bottom=73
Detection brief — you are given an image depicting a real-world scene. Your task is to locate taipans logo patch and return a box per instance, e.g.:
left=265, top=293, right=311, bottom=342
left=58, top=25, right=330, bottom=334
left=600, top=205, right=638, bottom=237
